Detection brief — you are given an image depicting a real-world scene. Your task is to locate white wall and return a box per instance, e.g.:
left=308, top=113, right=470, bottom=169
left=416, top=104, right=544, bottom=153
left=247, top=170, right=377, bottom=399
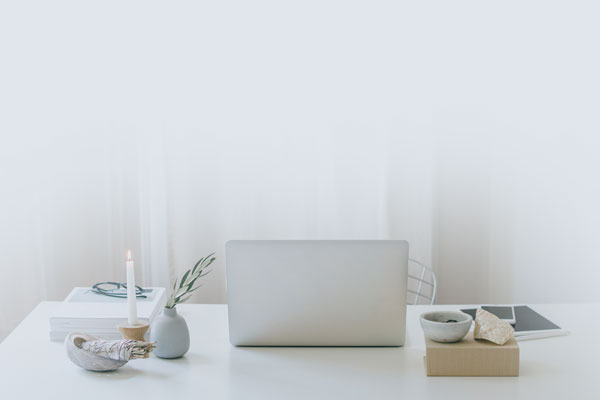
left=1, top=1, right=600, bottom=340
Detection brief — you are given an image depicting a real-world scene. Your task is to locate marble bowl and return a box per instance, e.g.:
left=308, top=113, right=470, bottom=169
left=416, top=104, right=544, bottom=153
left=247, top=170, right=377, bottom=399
left=419, top=311, right=473, bottom=343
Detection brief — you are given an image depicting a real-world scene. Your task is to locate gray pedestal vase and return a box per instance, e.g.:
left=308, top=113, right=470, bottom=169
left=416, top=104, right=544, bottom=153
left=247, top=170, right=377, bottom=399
left=149, top=306, right=190, bottom=358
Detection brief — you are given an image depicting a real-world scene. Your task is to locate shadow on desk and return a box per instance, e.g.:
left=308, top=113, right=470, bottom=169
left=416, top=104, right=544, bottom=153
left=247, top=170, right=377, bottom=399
left=229, top=346, right=423, bottom=377
left=79, top=352, right=209, bottom=380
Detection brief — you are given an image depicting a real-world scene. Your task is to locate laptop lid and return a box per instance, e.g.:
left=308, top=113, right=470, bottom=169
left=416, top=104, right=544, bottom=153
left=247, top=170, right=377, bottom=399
left=226, top=240, right=408, bottom=346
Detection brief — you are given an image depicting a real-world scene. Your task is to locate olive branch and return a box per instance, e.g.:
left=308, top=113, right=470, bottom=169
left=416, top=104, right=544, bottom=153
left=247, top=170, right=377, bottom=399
left=166, top=253, right=215, bottom=309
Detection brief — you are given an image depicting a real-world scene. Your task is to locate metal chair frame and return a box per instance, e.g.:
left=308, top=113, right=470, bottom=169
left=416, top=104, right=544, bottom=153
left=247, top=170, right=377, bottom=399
left=407, top=258, right=437, bottom=305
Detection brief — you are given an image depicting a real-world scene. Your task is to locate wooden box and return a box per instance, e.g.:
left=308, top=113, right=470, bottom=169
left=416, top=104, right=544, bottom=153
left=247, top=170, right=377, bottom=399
left=424, top=332, right=519, bottom=376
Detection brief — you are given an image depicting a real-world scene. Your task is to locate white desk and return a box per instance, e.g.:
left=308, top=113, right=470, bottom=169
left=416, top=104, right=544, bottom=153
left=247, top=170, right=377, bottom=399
left=0, top=303, right=597, bottom=399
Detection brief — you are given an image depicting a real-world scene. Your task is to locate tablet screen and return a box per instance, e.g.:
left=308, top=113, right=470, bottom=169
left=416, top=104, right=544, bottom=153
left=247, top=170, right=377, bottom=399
left=460, top=306, right=561, bottom=333
left=481, top=306, right=514, bottom=319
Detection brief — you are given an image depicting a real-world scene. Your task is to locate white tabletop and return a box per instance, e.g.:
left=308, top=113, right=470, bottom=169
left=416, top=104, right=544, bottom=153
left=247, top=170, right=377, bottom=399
left=0, top=303, right=597, bottom=399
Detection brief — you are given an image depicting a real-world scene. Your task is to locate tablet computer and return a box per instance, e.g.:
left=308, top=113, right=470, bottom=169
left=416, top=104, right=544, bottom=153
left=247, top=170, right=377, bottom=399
left=460, top=305, right=568, bottom=340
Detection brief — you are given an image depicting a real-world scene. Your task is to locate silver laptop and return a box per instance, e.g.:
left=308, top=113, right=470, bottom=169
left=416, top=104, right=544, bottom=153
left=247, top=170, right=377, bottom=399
left=226, top=240, right=408, bottom=346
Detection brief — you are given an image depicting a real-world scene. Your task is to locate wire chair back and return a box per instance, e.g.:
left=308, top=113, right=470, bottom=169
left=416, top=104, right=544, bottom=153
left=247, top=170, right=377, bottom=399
left=407, top=258, right=437, bottom=305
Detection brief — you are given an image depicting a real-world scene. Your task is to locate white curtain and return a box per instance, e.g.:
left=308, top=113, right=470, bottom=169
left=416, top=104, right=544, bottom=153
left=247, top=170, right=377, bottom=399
left=2, top=0, right=600, bottom=341
left=0, top=129, right=434, bottom=340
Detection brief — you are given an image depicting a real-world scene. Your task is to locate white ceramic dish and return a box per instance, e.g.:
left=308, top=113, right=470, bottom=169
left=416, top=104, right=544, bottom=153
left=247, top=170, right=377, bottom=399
left=419, top=311, right=473, bottom=343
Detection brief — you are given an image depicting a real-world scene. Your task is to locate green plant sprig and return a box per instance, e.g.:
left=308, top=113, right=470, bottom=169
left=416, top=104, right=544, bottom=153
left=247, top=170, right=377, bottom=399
left=166, top=253, right=215, bottom=309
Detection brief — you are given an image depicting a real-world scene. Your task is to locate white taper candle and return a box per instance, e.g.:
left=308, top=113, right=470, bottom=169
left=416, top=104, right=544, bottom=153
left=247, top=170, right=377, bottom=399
left=126, top=250, right=138, bottom=325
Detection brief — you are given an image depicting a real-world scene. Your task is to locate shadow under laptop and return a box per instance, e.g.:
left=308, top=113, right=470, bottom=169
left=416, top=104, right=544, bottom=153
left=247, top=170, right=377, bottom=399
left=230, top=345, right=417, bottom=372
left=226, top=345, right=426, bottom=398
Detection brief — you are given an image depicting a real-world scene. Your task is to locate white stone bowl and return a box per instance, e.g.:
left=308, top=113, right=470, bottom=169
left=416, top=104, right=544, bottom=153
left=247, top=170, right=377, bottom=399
left=419, top=311, right=473, bottom=343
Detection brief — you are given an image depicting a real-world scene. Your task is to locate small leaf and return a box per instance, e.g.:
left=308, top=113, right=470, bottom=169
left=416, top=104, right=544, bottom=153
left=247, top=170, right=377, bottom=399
left=174, top=286, right=188, bottom=298
left=198, top=270, right=212, bottom=278
left=198, top=254, right=214, bottom=268
left=187, top=284, right=203, bottom=293
left=186, top=273, right=203, bottom=288
left=205, top=258, right=216, bottom=268
left=178, top=294, right=193, bottom=304
left=192, top=257, right=204, bottom=274
left=179, top=269, right=191, bottom=288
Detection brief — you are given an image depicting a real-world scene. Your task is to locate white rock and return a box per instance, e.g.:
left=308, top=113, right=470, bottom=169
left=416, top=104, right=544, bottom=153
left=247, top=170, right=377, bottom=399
left=473, top=308, right=514, bottom=345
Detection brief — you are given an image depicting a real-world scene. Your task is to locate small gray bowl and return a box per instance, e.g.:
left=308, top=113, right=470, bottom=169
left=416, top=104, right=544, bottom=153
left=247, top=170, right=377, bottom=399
left=420, top=311, right=473, bottom=343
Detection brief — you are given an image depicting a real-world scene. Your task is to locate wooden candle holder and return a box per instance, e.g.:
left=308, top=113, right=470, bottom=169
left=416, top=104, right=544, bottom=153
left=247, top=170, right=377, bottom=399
left=117, top=322, right=150, bottom=341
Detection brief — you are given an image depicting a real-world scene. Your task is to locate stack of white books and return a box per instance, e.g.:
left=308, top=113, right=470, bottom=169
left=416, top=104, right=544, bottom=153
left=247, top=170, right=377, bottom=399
left=49, top=287, right=167, bottom=341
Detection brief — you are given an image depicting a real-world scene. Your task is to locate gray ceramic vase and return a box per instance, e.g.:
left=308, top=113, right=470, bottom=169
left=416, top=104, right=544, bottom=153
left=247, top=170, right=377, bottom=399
left=150, top=306, right=190, bottom=358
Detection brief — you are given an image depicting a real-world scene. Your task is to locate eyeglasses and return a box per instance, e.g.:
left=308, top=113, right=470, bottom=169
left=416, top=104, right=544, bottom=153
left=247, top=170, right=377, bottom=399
left=91, top=282, right=148, bottom=299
